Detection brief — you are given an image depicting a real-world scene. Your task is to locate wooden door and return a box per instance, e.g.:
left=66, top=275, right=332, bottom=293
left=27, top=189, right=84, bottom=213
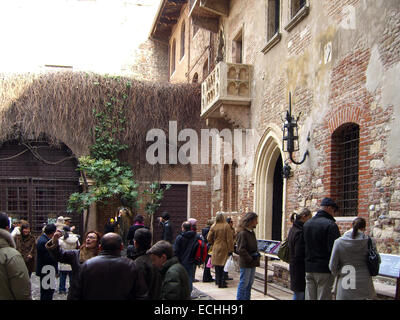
left=153, top=184, right=188, bottom=244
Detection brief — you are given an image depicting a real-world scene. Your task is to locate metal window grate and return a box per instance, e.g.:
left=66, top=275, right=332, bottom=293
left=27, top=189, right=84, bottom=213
left=337, top=124, right=359, bottom=216
left=0, top=178, right=80, bottom=235
left=0, top=140, right=81, bottom=235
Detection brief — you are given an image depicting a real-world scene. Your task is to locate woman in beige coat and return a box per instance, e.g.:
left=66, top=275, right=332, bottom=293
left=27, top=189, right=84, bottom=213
left=207, top=212, right=234, bottom=288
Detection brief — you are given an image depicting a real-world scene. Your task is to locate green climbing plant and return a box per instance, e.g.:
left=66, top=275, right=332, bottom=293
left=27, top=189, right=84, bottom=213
left=67, top=80, right=139, bottom=214
left=143, top=182, right=170, bottom=244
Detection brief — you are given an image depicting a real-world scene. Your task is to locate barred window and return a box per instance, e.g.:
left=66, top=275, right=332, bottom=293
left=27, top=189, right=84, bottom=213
left=332, top=123, right=359, bottom=216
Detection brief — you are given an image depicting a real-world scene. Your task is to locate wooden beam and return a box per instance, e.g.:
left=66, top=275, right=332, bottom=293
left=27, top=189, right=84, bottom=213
left=192, top=15, right=219, bottom=33
left=200, top=0, right=229, bottom=17
left=159, top=17, right=178, bottom=24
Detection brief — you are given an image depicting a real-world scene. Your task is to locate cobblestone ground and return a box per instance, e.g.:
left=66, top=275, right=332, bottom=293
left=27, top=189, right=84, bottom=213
left=31, top=273, right=68, bottom=300
left=30, top=273, right=212, bottom=300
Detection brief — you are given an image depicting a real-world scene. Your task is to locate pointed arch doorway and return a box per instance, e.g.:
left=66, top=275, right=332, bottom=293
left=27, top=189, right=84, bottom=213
left=254, top=128, right=285, bottom=241
left=272, top=154, right=283, bottom=240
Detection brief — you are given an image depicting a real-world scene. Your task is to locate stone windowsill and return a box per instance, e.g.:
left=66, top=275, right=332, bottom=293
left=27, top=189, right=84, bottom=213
left=284, top=5, right=310, bottom=32
left=335, top=216, right=357, bottom=222
left=261, top=32, right=282, bottom=54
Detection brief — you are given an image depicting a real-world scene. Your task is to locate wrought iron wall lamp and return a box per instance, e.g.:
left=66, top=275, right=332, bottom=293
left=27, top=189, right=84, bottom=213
left=282, top=92, right=309, bottom=172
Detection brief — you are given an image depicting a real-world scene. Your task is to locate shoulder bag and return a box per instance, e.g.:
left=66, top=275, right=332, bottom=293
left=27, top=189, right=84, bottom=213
left=277, top=238, right=290, bottom=263
left=367, top=237, right=380, bottom=276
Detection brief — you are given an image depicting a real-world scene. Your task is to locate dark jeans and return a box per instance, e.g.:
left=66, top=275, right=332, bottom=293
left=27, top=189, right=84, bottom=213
left=59, top=271, right=72, bottom=293
left=39, top=276, right=55, bottom=301
left=215, top=265, right=226, bottom=287
left=202, top=255, right=213, bottom=282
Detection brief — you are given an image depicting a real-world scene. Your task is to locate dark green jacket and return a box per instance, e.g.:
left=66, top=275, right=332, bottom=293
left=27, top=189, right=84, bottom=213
left=0, top=229, right=31, bottom=300
left=160, top=256, right=190, bottom=300
left=129, top=248, right=162, bottom=300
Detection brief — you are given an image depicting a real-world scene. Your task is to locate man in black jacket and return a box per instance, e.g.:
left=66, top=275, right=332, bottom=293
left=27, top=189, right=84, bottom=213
left=303, top=198, right=341, bottom=300
left=36, top=223, right=58, bottom=300
left=71, top=232, right=148, bottom=300
left=173, top=221, right=197, bottom=295
left=127, top=228, right=162, bottom=299
left=159, top=211, right=174, bottom=244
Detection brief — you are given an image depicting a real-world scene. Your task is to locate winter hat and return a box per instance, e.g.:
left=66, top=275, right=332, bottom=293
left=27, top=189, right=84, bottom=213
left=161, top=212, right=170, bottom=220
left=320, top=198, right=339, bottom=210
left=55, top=216, right=66, bottom=230
left=0, top=212, right=10, bottom=229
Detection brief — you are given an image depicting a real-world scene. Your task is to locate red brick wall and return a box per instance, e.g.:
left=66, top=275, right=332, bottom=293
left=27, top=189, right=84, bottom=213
left=379, top=10, right=400, bottom=69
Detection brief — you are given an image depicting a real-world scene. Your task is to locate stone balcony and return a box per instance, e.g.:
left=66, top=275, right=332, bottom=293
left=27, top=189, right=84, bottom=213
left=201, top=62, right=253, bottom=128
left=189, top=0, right=229, bottom=33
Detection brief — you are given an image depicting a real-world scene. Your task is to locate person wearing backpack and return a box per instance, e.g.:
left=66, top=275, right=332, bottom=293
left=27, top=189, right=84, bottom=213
left=173, top=221, right=198, bottom=295
left=287, top=208, right=311, bottom=300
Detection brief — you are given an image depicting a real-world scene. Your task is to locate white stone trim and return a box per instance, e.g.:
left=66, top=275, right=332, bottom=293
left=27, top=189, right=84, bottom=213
left=191, top=181, right=207, bottom=186
left=335, top=216, right=357, bottom=222
left=253, top=126, right=286, bottom=240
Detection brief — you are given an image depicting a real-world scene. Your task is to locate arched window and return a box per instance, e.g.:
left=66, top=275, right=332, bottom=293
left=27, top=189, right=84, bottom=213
left=192, top=73, right=199, bottom=84
left=231, top=161, right=238, bottom=212
left=171, top=39, right=176, bottom=75
left=202, top=59, right=209, bottom=81
left=223, top=164, right=229, bottom=212
left=331, top=123, right=360, bottom=216
left=180, top=21, right=185, bottom=59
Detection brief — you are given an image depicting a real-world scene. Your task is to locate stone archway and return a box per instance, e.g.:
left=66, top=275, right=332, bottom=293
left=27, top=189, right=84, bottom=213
left=254, top=127, right=286, bottom=240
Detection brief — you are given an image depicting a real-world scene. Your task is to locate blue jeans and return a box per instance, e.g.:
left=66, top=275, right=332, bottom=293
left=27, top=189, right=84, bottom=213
left=183, top=263, right=196, bottom=293
left=293, top=291, right=305, bottom=300
left=236, top=267, right=256, bottom=300
left=59, top=271, right=72, bottom=293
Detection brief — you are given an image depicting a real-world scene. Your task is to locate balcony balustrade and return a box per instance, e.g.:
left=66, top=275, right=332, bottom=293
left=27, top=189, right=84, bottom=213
left=201, top=62, right=253, bottom=128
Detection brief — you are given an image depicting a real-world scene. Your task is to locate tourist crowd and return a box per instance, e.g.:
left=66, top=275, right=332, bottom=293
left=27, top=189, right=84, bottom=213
left=0, top=197, right=381, bottom=300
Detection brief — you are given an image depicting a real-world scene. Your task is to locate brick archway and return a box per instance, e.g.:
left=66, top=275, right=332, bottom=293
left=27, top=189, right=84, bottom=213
left=323, top=106, right=372, bottom=229
left=327, top=106, right=363, bottom=135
